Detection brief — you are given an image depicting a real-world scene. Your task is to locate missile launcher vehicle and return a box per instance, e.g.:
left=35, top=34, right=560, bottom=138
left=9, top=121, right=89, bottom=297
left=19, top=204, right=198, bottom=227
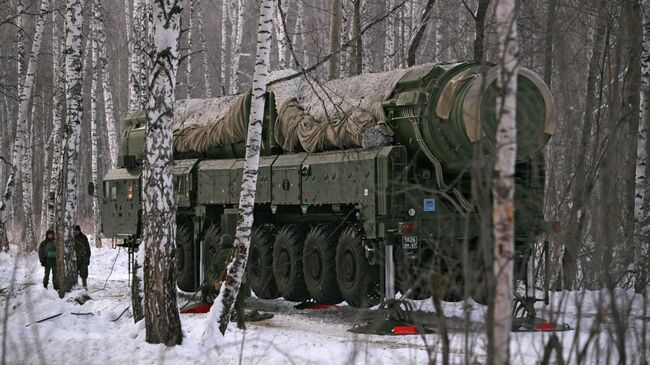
left=100, top=62, right=555, bottom=307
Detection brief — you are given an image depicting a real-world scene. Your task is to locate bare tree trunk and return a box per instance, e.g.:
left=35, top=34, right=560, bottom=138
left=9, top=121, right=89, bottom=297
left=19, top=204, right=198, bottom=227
left=297, top=0, right=308, bottom=66
left=143, top=0, right=183, bottom=346
left=561, top=1, right=606, bottom=290
left=97, top=1, right=118, bottom=169
left=206, top=0, right=274, bottom=339
left=492, top=0, right=518, bottom=363
left=197, top=0, right=210, bottom=98
left=637, top=0, right=650, bottom=293
left=46, top=1, right=66, bottom=234
left=384, top=0, right=395, bottom=71
left=62, top=0, right=84, bottom=292
left=90, top=0, right=101, bottom=248
left=21, top=113, right=34, bottom=251
left=473, top=0, right=490, bottom=64
left=543, top=0, right=557, bottom=86
left=186, top=0, right=194, bottom=98
left=348, top=0, right=362, bottom=76
left=0, top=0, right=50, bottom=251
left=328, top=0, right=341, bottom=80
left=406, top=0, right=435, bottom=67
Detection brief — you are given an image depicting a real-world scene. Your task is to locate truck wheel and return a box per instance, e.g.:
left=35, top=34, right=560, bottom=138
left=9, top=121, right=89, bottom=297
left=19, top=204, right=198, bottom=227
left=202, top=224, right=222, bottom=288
left=336, top=227, right=379, bottom=308
left=273, top=225, right=310, bottom=302
left=303, top=225, right=343, bottom=304
left=176, top=224, right=196, bottom=292
left=248, top=225, right=280, bottom=299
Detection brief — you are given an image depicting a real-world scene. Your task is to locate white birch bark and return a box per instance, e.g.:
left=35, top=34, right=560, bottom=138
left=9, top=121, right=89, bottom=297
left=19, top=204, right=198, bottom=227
left=124, top=0, right=132, bottom=56
left=197, top=0, right=210, bottom=97
left=0, top=0, right=50, bottom=251
left=62, top=0, right=84, bottom=290
left=141, top=1, right=153, bottom=109
left=40, top=131, right=53, bottom=240
left=636, top=0, right=650, bottom=292
left=220, top=0, right=229, bottom=95
left=129, top=0, right=143, bottom=112
left=143, top=0, right=182, bottom=345
left=339, top=0, right=349, bottom=76
left=16, top=0, right=25, bottom=94
left=186, top=0, right=194, bottom=98
left=492, top=0, right=518, bottom=363
left=132, top=240, right=145, bottom=322
left=90, top=0, right=100, bottom=248
left=229, top=0, right=243, bottom=94
left=274, top=0, right=289, bottom=69
left=205, top=0, right=274, bottom=339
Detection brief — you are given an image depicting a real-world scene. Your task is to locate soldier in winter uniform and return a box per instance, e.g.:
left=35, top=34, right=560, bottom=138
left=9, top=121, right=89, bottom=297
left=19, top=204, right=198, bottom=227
left=73, top=225, right=91, bottom=289
left=38, top=230, right=58, bottom=290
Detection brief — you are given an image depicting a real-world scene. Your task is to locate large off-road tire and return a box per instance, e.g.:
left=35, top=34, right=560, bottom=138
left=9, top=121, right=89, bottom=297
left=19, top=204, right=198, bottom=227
left=248, top=225, right=280, bottom=299
left=176, top=224, right=196, bottom=292
left=303, top=225, right=343, bottom=304
left=273, top=225, right=310, bottom=302
left=201, top=224, right=222, bottom=286
left=335, top=227, right=379, bottom=308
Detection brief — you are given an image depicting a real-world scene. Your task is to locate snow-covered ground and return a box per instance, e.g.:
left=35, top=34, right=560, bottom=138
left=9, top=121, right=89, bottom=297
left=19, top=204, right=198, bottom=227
left=1, top=244, right=648, bottom=364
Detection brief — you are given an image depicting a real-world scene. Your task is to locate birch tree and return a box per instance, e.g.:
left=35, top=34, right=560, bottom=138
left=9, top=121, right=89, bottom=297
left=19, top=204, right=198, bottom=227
left=229, top=0, right=243, bottom=94
left=274, top=0, right=289, bottom=69
left=21, top=114, right=34, bottom=251
left=62, top=0, right=84, bottom=291
left=142, top=0, right=183, bottom=346
left=205, top=0, right=274, bottom=338
left=348, top=0, right=362, bottom=76
left=635, top=0, right=650, bottom=293
left=129, top=0, right=144, bottom=112
left=295, top=0, right=308, bottom=66
left=220, top=0, right=229, bottom=95
left=0, top=0, right=50, bottom=251
left=492, top=0, right=518, bottom=364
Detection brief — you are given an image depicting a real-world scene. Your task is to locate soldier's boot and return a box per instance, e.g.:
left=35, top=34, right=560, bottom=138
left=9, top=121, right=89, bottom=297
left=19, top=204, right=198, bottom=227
left=43, top=281, right=47, bottom=289
left=82, top=278, right=87, bottom=289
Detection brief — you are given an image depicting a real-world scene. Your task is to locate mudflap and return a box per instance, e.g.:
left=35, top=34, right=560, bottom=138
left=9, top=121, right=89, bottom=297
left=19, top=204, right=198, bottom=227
left=348, top=299, right=434, bottom=335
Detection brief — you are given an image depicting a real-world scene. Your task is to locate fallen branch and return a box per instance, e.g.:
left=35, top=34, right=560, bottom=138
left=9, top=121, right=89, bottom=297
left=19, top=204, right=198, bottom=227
left=25, top=312, right=63, bottom=327
left=111, top=306, right=130, bottom=322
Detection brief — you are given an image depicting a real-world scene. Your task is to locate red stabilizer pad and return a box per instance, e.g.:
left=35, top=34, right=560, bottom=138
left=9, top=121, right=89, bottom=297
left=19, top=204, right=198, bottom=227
left=392, top=325, right=418, bottom=335
left=535, top=322, right=563, bottom=331
left=180, top=303, right=212, bottom=314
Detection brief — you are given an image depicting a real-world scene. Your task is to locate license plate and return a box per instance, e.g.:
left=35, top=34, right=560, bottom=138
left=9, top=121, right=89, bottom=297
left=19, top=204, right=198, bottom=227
left=402, top=236, right=418, bottom=249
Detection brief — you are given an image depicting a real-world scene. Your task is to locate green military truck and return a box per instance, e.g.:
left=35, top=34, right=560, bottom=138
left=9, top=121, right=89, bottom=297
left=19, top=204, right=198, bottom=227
left=100, top=62, right=555, bottom=307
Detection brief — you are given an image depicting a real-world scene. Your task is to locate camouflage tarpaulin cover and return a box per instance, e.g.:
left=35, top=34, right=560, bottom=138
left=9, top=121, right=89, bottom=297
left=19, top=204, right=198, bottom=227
left=275, top=99, right=376, bottom=152
left=173, top=92, right=251, bottom=153
left=273, top=65, right=435, bottom=152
